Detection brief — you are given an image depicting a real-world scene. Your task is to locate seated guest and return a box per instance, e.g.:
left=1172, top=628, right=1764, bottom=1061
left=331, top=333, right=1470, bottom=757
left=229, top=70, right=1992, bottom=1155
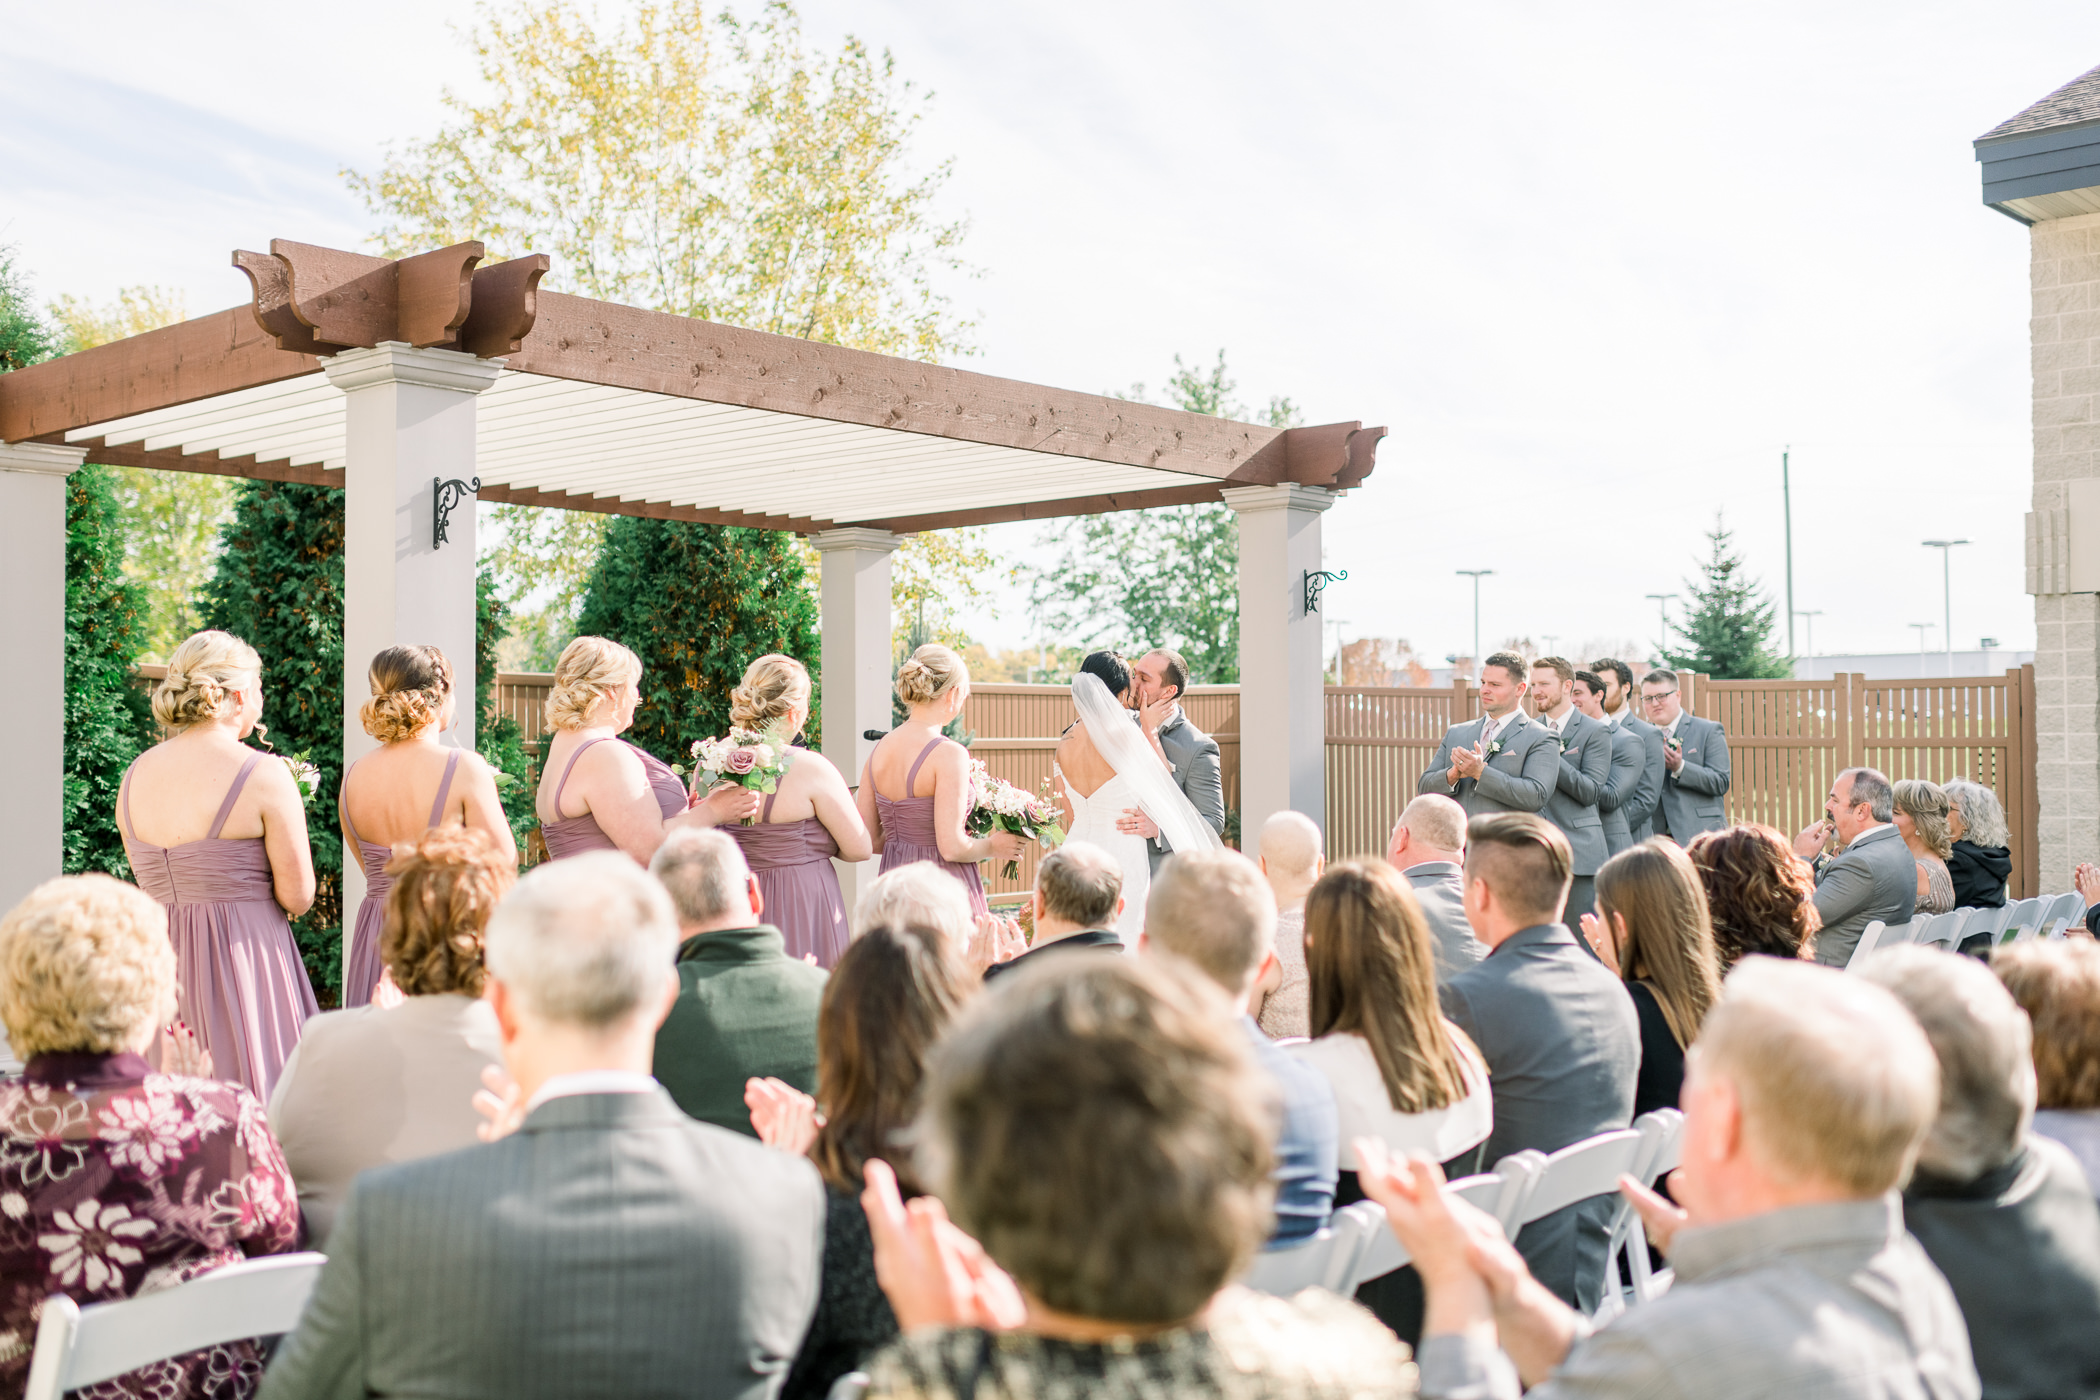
left=270, top=827, right=510, bottom=1245
left=1363, top=957, right=1976, bottom=1400
left=1860, top=947, right=2100, bottom=1397
left=1439, top=813, right=1637, bottom=1312
left=860, top=956, right=1414, bottom=1399
left=1892, top=779, right=1956, bottom=917
left=1996, top=939, right=2100, bottom=1193
left=1580, top=841, right=1722, bottom=1117
left=1794, top=767, right=1915, bottom=966
left=982, top=842, right=1125, bottom=983
left=650, top=828, right=828, bottom=1135
left=2078, top=860, right=2100, bottom=940
left=0, top=875, right=302, bottom=1400
left=855, top=862, right=1021, bottom=976
left=259, top=853, right=825, bottom=1400
left=1944, top=779, right=2013, bottom=910
left=1387, top=794, right=1489, bottom=978
left=1142, top=849, right=1339, bottom=1248
left=1684, top=824, right=1819, bottom=967
left=1254, top=811, right=1323, bottom=1036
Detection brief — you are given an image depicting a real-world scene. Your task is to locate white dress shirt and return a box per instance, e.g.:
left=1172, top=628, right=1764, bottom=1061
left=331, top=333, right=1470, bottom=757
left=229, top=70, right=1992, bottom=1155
left=525, top=1069, right=659, bottom=1115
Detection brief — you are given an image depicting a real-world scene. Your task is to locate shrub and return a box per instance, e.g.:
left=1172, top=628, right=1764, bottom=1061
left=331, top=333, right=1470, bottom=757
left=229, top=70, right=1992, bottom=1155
left=61, top=465, right=156, bottom=875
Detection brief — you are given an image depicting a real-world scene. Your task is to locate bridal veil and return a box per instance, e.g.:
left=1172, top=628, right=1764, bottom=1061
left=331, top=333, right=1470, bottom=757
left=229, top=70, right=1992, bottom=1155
left=1070, top=672, right=1223, bottom=858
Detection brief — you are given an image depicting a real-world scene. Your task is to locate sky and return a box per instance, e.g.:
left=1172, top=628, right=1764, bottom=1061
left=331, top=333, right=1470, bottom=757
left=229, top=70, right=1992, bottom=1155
left=4, top=0, right=2093, bottom=664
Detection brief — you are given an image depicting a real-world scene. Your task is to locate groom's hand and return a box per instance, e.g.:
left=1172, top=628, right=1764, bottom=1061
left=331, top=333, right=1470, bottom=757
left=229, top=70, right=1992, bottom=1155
left=1117, top=808, right=1160, bottom=839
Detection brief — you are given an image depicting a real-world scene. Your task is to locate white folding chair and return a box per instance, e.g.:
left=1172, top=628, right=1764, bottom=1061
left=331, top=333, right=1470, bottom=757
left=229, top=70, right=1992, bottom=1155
left=1912, top=911, right=1968, bottom=952
left=2043, top=892, right=2086, bottom=940
left=827, top=1374, right=871, bottom=1400
left=1845, top=920, right=1889, bottom=970
left=1240, top=1199, right=1380, bottom=1297
left=25, top=1252, right=326, bottom=1400
left=1996, top=897, right=2044, bottom=946
left=1598, top=1110, right=1686, bottom=1320
left=1347, top=1165, right=1536, bottom=1292
left=1513, top=1129, right=1645, bottom=1230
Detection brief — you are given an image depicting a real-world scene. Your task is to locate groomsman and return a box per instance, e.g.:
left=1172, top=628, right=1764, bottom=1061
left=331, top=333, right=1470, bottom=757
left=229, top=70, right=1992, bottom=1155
left=1418, top=651, right=1559, bottom=817
left=1591, top=656, right=1640, bottom=726
left=1572, top=670, right=1646, bottom=857
left=1528, top=657, right=1611, bottom=920
left=1588, top=657, right=1666, bottom=843
left=1640, top=667, right=1732, bottom=843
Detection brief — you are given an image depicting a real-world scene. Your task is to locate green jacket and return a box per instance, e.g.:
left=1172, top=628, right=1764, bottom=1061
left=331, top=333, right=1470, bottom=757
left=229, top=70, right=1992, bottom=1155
left=652, top=925, right=827, bottom=1137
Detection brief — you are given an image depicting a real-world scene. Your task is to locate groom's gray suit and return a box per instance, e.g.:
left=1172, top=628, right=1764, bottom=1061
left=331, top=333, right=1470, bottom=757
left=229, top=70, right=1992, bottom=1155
left=1147, top=707, right=1226, bottom=873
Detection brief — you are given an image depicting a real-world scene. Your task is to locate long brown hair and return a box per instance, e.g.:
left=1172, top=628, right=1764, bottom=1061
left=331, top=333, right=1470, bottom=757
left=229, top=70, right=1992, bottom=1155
left=1594, top=841, right=1723, bottom=1050
left=809, top=923, right=968, bottom=1195
left=1684, top=825, right=1819, bottom=967
left=1305, top=860, right=1473, bottom=1113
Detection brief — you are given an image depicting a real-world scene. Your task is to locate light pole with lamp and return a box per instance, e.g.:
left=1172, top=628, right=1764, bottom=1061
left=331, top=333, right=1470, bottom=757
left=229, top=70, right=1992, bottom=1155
left=1793, top=609, right=1824, bottom=677
left=1457, top=570, right=1493, bottom=669
left=1645, top=592, right=1678, bottom=658
left=1921, top=539, right=1969, bottom=677
left=1909, top=622, right=1935, bottom=672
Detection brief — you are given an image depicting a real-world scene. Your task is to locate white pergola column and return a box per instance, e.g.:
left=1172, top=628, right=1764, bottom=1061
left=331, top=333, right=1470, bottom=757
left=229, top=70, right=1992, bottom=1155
left=323, top=344, right=501, bottom=944
left=0, top=444, right=85, bottom=915
left=813, top=527, right=902, bottom=911
left=1224, top=485, right=1335, bottom=858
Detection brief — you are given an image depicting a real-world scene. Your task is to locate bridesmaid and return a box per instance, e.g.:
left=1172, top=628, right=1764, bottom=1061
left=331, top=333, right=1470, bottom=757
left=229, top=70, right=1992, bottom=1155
left=721, top=655, right=871, bottom=967
left=338, top=645, right=516, bottom=1008
left=536, top=635, right=757, bottom=862
left=115, top=629, right=320, bottom=1099
left=857, top=644, right=1025, bottom=918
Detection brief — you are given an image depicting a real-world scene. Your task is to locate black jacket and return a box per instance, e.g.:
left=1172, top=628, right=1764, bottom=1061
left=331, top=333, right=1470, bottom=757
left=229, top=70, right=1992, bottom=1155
left=1947, top=840, right=2011, bottom=909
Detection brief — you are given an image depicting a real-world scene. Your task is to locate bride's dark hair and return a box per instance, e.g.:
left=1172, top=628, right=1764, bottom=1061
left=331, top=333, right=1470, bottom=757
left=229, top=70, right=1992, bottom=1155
left=1078, top=651, right=1133, bottom=703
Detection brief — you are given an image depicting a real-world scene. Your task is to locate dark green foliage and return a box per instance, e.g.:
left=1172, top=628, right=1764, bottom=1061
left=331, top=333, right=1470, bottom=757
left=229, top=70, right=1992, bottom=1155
left=1662, top=516, right=1793, bottom=680
left=574, top=519, right=821, bottom=761
left=0, top=248, right=57, bottom=372
left=61, top=466, right=156, bottom=875
left=201, top=480, right=347, bottom=999
left=475, top=566, right=538, bottom=848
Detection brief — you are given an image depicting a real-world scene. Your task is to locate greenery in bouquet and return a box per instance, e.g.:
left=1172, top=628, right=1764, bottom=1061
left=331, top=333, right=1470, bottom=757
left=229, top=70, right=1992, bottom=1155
left=689, top=723, right=793, bottom=825
left=965, top=764, right=1065, bottom=879
left=279, top=750, right=324, bottom=806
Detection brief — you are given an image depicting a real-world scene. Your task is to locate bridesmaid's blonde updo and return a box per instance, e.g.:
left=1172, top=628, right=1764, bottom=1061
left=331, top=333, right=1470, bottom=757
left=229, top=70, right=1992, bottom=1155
left=730, top=655, right=812, bottom=731
left=361, top=645, right=454, bottom=743
left=895, top=643, right=966, bottom=708
left=153, top=630, right=261, bottom=731
left=547, top=636, right=643, bottom=730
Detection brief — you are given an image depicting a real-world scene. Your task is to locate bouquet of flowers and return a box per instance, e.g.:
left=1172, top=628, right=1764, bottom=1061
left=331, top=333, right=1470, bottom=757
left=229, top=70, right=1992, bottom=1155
left=281, top=750, right=322, bottom=806
left=689, top=725, right=792, bottom=825
left=964, top=762, right=1066, bottom=879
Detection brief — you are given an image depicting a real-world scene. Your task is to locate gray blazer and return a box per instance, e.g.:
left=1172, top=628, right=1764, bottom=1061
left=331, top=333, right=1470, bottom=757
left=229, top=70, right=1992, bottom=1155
left=260, top=1089, right=826, bottom=1400
left=1811, top=823, right=1917, bottom=967
left=1618, top=714, right=1667, bottom=842
left=1539, top=710, right=1612, bottom=876
left=1439, top=924, right=1638, bottom=1312
left=1651, top=713, right=1731, bottom=843
left=1417, top=712, right=1560, bottom=816
left=1148, top=709, right=1226, bottom=873
left=1597, top=720, right=1647, bottom=856
left=1402, top=861, right=1489, bottom=979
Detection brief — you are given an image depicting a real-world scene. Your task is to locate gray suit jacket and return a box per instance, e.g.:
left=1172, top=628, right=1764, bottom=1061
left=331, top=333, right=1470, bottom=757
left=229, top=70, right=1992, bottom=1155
left=1811, top=823, right=1917, bottom=967
left=1417, top=712, right=1560, bottom=816
left=1618, top=714, right=1667, bottom=842
left=1439, top=924, right=1638, bottom=1313
left=1148, top=709, right=1226, bottom=873
left=1597, top=719, right=1647, bottom=856
left=1651, top=714, right=1731, bottom=843
left=1539, top=710, right=1612, bottom=876
left=1402, top=862, right=1489, bottom=979
left=260, top=1089, right=826, bottom=1400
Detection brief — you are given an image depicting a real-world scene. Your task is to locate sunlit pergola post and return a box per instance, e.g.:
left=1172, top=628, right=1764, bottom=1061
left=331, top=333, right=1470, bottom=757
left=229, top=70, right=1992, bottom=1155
left=0, top=443, right=84, bottom=913
left=1226, top=484, right=1334, bottom=857
left=813, top=527, right=901, bottom=912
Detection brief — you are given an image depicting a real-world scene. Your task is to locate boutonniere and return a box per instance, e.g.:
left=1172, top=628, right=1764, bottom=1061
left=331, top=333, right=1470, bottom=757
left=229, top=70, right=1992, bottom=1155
left=1666, top=736, right=1683, bottom=754
left=1556, top=738, right=1571, bottom=755
left=1487, top=740, right=1504, bottom=757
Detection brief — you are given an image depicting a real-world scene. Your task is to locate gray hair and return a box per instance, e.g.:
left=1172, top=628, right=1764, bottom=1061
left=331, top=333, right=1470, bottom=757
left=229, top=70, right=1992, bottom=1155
left=1858, top=946, right=2036, bottom=1181
left=1035, top=842, right=1123, bottom=928
left=649, top=828, right=750, bottom=926
left=1398, top=794, right=1467, bottom=853
left=1840, top=767, right=1895, bottom=823
left=485, top=852, right=679, bottom=1029
left=1945, top=780, right=2011, bottom=850
left=856, top=864, right=974, bottom=958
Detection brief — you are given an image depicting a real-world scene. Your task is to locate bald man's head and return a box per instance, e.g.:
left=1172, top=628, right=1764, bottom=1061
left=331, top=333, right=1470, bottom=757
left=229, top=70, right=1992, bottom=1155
left=1259, top=811, right=1323, bottom=876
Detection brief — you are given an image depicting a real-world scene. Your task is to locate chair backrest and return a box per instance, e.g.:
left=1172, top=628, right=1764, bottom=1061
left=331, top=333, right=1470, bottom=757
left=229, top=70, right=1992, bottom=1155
left=1239, top=1202, right=1380, bottom=1297
left=2044, top=891, right=2086, bottom=939
left=1913, top=910, right=1967, bottom=951
left=1594, top=1109, right=1687, bottom=1323
left=1845, top=920, right=1889, bottom=970
left=25, top=1252, right=327, bottom=1400
left=1952, top=905, right=2001, bottom=945
left=1348, top=1168, right=1523, bottom=1291
left=1516, top=1129, right=1645, bottom=1226
left=1997, top=897, right=2043, bottom=945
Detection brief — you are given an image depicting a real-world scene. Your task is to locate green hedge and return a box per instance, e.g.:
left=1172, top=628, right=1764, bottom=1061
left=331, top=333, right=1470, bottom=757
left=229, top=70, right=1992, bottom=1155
left=62, top=465, right=156, bottom=876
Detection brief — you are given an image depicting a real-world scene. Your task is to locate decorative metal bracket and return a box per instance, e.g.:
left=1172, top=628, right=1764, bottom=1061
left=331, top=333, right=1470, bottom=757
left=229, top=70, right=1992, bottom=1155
left=434, top=476, right=481, bottom=550
left=1303, top=568, right=1348, bottom=614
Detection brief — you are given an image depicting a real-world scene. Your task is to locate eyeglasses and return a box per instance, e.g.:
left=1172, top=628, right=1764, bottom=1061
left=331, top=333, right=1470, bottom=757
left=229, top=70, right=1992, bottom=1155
left=1642, top=690, right=1677, bottom=703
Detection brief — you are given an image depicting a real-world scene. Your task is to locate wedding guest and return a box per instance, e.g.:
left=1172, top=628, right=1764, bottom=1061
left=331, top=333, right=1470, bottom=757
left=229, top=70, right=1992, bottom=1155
left=859, top=644, right=1026, bottom=917
left=1418, top=652, right=1558, bottom=818
left=259, top=853, right=825, bottom=1399
left=855, top=863, right=1024, bottom=980
left=269, top=827, right=509, bottom=1246
left=338, top=645, right=514, bottom=1007
left=117, top=628, right=318, bottom=1098
left=859, top=956, right=1414, bottom=1400
left=1794, top=768, right=1915, bottom=966
left=1861, top=948, right=2100, bottom=1398
left=1639, top=669, right=1732, bottom=844
left=1529, top=657, right=1612, bottom=921
left=1387, top=794, right=1489, bottom=978
left=650, top=828, right=827, bottom=1135
left=535, top=635, right=757, bottom=863
left=1580, top=841, right=1723, bottom=1117
left=981, top=842, right=1126, bottom=984
left=1591, top=657, right=1667, bottom=843
left=1684, top=824, right=1819, bottom=967
left=1945, top=779, right=2013, bottom=910
left=0, top=875, right=302, bottom=1400
left=1995, top=940, right=2100, bottom=1196
left=1892, top=779, right=1957, bottom=917
left=1254, top=811, right=1323, bottom=1037
left=723, top=654, right=871, bottom=967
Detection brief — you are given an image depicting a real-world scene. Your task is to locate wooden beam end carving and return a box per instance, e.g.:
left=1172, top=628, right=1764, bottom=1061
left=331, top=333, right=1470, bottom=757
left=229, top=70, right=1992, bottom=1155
left=461, top=254, right=551, bottom=358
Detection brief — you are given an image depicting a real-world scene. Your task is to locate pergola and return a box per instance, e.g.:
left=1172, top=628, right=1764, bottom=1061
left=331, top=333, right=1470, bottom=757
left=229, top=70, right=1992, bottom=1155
left=0, top=237, right=1383, bottom=913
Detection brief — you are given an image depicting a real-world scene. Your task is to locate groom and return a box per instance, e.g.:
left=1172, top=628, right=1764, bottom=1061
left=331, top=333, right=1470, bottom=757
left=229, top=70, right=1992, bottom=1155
left=1117, top=648, right=1226, bottom=873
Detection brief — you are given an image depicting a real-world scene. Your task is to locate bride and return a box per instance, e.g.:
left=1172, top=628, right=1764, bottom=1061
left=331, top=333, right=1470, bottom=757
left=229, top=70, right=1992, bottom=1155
left=1054, top=651, right=1223, bottom=937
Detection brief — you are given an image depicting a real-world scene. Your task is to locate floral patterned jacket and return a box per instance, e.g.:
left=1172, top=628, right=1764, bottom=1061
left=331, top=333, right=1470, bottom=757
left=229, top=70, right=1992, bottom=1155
left=0, top=1052, right=302, bottom=1399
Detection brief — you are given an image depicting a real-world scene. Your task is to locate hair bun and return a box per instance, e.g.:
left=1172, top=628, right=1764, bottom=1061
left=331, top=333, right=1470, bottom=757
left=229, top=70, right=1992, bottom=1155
left=895, top=644, right=965, bottom=708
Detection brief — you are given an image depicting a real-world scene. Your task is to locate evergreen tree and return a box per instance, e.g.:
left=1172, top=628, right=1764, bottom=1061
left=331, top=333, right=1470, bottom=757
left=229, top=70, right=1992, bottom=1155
left=476, top=566, right=539, bottom=850
left=574, top=520, right=820, bottom=761
left=1662, top=516, right=1793, bottom=680
left=0, top=247, right=57, bottom=371
left=61, top=466, right=157, bottom=875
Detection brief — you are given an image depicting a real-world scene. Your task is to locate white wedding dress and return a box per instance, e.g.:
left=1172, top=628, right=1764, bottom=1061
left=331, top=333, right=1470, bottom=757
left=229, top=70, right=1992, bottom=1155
left=1056, top=765, right=1153, bottom=939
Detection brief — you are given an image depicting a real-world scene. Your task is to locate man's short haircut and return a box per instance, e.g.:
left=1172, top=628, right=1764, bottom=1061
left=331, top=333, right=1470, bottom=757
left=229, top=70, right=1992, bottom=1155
left=1571, top=669, right=1604, bottom=698
left=1533, top=655, right=1574, bottom=684
left=1147, top=648, right=1191, bottom=701
left=1144, top=849, right=1274, bottom=993
left=1696, top=957, right=1939, bottom=1196
left=1643, top=667, right=1679, bottom=690
left=1034, top=842, right=1124, bottom=928
left=1397, top=794, right=1467, bottom=853
left=855, top=864, right=975, bottom=956
left=485, top=852, right=678, bottom=1029
left=1859, top=947, right=2035, bottom=1181
left=1481, top=650, right=1528, bottom=682
left=649, top=827, right=750, bottom=926
left=1591, top=657, right=1634, bottom=692
left=1464, top=812, right=1572, bottom=924
left=1839, top=767, right=1895, bottom=823
left=1258, top=811, right=1323, bottom=876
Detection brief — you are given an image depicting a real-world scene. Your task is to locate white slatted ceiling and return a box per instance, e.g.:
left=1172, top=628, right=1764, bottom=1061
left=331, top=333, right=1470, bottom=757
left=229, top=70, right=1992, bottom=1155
left=67, top=371, right=1215, bottom=523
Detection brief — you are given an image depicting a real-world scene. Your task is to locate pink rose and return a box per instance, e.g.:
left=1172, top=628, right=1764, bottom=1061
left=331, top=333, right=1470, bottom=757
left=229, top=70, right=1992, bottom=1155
left=724, top=748, right=759, bottom=775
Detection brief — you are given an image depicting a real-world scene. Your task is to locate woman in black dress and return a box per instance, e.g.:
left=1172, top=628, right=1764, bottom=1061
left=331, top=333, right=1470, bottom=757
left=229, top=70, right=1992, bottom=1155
left=1581, top=839, right=1725, bottom=1116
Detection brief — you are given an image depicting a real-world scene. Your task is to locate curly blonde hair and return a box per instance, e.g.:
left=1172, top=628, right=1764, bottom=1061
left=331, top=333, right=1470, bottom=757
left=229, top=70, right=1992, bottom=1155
left=381, top=826, right=516, bottom=997
left=730, top=654, right=811, bottom=731
left=153, top=630, right=261, bottom=732
left=895, top=643, right=966, bottom=708
left=547, top=636, right=642, bottom=730
left=0, top=875, right=173, bottom=1058
left=1893, top=779, right=1954, bottom=861
left=360, top=645, right=454, bottom=743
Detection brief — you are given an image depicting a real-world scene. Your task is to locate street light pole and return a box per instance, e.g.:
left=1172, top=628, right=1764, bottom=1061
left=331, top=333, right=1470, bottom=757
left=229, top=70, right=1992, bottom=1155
left=1645, top=592, right=1679, bottom=657
left=1457, top=570, right=1493, bottom=667
left=1921, top=540, right=1969, bottom=676
left=1783, top=446, right=1796, bottom=659
left=1909, top=622, right=1935, bottom=670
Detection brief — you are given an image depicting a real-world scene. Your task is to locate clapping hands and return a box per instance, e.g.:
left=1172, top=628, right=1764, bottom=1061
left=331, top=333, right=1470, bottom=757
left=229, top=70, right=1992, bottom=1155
left=860, top=1158, right=1026, bottom=1333
left=473, top=1063, right=527, bottom=1143
left=160, top=1020, right=213, bottom=1079
left=1448, top=743, right=1486, bottom=782
left=745, top=1076, right=823, bottom=1155
left=965, top=913, right=1027, bottom=976
left=2076, top=862, right=2100, bottom=911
